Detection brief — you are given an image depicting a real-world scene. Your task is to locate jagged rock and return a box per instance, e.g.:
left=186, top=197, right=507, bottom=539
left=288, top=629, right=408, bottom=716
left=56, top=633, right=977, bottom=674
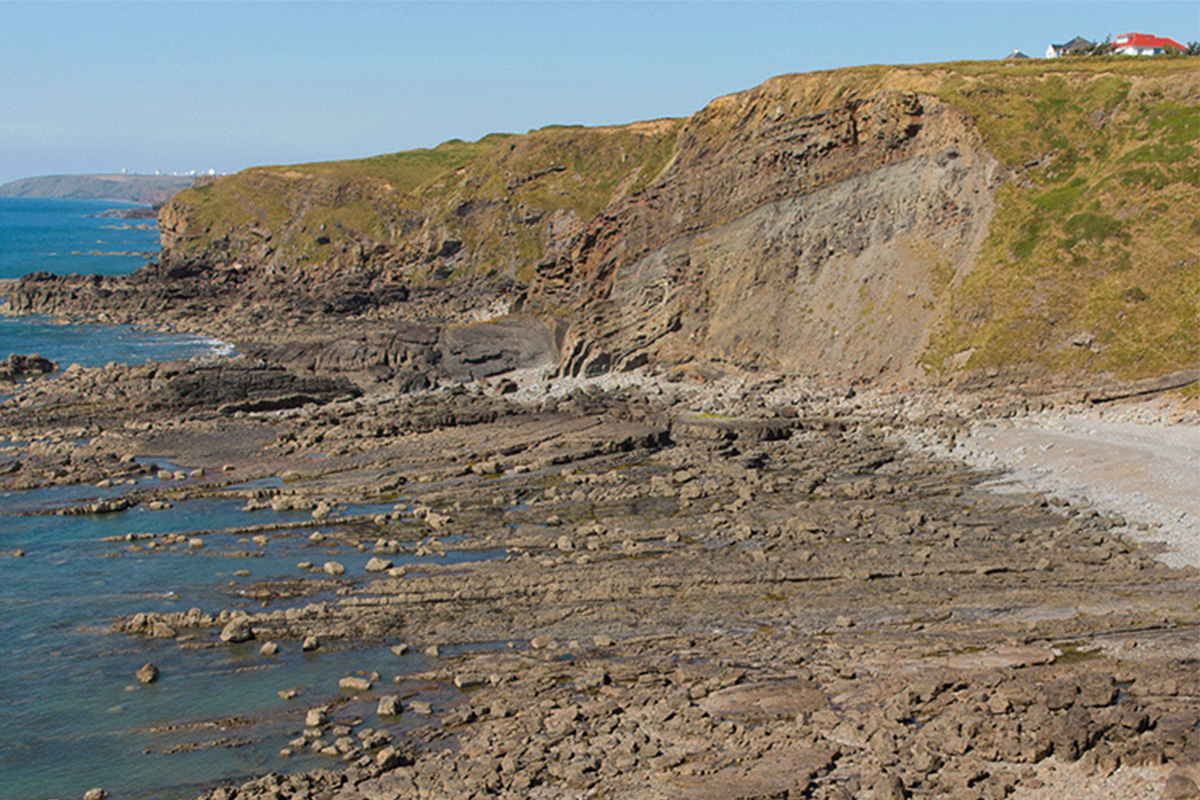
left=365, top=556, right=393, bottom=572
left=377, top=695, right=403, bottom=717
left=219, top=617, right=255, bottom=644
left=0, top=353, right=57, bottom=381
left=135, top=663, right=159, bottom=684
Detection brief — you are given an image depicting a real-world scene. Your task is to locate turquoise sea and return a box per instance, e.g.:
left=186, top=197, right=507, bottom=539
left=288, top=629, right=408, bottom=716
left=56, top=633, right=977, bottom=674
left=0, top=199, right=476, bottom=799
left=0, top=197, right=160, bottom=278
left=0, top=196, right=229, bottom=373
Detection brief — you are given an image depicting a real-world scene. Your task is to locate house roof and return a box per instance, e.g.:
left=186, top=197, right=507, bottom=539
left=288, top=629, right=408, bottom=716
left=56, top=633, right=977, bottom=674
left=1051, top=35, right=1094, bottom=53
left=1112, top=32, right=1186, bottom=51
left=1006, top=49, right=1031, bottom=59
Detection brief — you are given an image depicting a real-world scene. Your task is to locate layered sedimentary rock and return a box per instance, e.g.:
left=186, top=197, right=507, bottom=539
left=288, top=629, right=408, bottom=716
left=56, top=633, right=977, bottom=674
left=533, top=92, right=996, bottom=380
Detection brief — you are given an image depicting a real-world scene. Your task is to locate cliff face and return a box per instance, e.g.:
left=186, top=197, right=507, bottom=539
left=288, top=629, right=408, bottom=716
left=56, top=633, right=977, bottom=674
left=8, top=60, right=1198, bottom=388
left=533, top=91, right=996, bottom=380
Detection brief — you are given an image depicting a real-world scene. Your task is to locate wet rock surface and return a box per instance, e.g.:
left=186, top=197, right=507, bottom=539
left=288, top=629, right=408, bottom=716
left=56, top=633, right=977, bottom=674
left=1, top=367, right=1196, bottom=800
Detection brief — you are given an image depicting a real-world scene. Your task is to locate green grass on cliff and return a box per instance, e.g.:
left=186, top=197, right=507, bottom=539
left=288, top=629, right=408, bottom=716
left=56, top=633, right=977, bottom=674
left=286, top=137, right=502, bottom=193
left=917, top=57, right=1198, bottom=380
left=165, top=121, right=681, bottom=281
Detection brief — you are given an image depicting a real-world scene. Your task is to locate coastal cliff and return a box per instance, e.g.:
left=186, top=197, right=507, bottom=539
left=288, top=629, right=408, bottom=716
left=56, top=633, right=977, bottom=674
left=8, top=59, right=1197, bottom=389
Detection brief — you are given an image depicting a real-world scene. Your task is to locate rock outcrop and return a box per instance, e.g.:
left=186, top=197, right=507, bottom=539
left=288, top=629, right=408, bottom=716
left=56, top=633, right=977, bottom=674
left=0, top=353, right=57, bottom=381
left=533, top=92, right=996, bottom=380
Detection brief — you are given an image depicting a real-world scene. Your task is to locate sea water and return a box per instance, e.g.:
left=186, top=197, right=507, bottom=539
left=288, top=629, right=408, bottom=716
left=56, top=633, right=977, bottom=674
left=0, top=196, right=230, bottom=369
left=0, top=489, right=497, bottom=800
left=0, top=196, right=159, bottom=278
left=0, top=199, right=479, bottom=799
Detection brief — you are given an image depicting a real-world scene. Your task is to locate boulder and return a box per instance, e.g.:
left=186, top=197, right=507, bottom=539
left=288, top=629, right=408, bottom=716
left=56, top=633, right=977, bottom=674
left=135, top=663, right=159, bottom=684
left=376, top=744, right=406, bottom=770
left=339, top=676, right=372, bottom=692
left=219, top=617, right=255, bottom=644
left=365, top=556, right=393, bottom=572
left=377, top=695, right=403, bottom=717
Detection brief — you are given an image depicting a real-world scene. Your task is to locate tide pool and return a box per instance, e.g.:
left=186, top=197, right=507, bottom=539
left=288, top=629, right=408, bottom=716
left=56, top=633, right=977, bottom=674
left=0, top=487, right=505, bottom=800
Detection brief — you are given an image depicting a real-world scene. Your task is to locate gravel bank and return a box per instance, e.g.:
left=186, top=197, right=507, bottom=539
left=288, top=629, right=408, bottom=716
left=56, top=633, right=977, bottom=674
left=907, top=397, right=1200, bottom=570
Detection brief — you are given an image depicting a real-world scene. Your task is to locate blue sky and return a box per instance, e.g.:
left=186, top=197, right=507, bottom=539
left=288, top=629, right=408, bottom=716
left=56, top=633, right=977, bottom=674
left=1, top=1, right=1196, bottom=185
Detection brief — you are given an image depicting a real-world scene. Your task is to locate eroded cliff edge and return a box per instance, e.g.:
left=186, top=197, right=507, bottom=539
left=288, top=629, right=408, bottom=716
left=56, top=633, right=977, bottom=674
left=6, top=60, right=1197, bottom=392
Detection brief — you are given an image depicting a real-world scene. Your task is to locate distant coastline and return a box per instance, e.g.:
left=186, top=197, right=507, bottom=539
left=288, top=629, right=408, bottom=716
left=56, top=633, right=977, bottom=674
left=0, top=173, right=194, bottom=205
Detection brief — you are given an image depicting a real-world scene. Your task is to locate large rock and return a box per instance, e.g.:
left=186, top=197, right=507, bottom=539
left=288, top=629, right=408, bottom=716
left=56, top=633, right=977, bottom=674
left=135, top=663, right=159, bottom=684
left=377, top=695, right=403, bottom=717
left=142, top=362, right=360, bottom=414
left=219, top=617, right=255, bottom=644
left=0, top=353, right=57, bottom=381
left=339, top=676, right=372, bottom=693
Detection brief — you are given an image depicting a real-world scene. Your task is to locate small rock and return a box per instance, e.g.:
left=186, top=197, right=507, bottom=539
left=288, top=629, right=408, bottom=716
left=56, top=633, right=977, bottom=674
left=454, top=673, right=487, bottom=689
left=305, top=707, right=328, bottom=727
left=83, top=790, right=107, bottom=800
left=302, top=634, right=321, bottom=651
left=339, top=676, right=372, bottom=692
left=260, top=641, right=280, bottom=656
left=376, top=744, right=406, bottom=770
left=135, top=663, right=159, bottom=684
left=278, top=689, right=297, bottom=700
left=365, top=556, right=393, bottom=572
left=323, top=561, right=345, bottom=576
left=377, top=695, right=403, bottom=717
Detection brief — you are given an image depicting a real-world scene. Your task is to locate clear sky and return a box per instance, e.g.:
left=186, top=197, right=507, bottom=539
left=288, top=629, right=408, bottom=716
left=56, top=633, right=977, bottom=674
left=1, top=1, right=1196, bottom=185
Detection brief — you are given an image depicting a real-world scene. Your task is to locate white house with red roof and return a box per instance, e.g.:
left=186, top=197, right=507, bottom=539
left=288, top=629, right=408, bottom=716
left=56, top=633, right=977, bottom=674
left=1110, top=32, right=1186, bottom=56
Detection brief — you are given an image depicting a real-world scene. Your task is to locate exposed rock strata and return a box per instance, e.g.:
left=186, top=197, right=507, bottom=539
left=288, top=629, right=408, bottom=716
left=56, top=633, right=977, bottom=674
left=534, top=94, right=996, bottom=380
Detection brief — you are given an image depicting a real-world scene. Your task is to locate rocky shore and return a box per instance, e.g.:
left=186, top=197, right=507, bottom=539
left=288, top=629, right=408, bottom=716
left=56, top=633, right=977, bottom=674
left=2, top=356, right=1197, bottom=800
left=2, top=56, right=1196, bottom=800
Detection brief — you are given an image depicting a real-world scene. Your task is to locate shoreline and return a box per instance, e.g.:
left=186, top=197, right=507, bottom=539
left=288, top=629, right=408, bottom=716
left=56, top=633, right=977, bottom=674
left=900, top=394, right=1200, bottom=570
left=2, top=359, right=1197, bottom=800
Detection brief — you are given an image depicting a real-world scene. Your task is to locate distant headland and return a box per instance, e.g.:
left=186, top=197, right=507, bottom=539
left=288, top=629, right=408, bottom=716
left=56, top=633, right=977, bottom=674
left=0, top=173, right=199, bottom=205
